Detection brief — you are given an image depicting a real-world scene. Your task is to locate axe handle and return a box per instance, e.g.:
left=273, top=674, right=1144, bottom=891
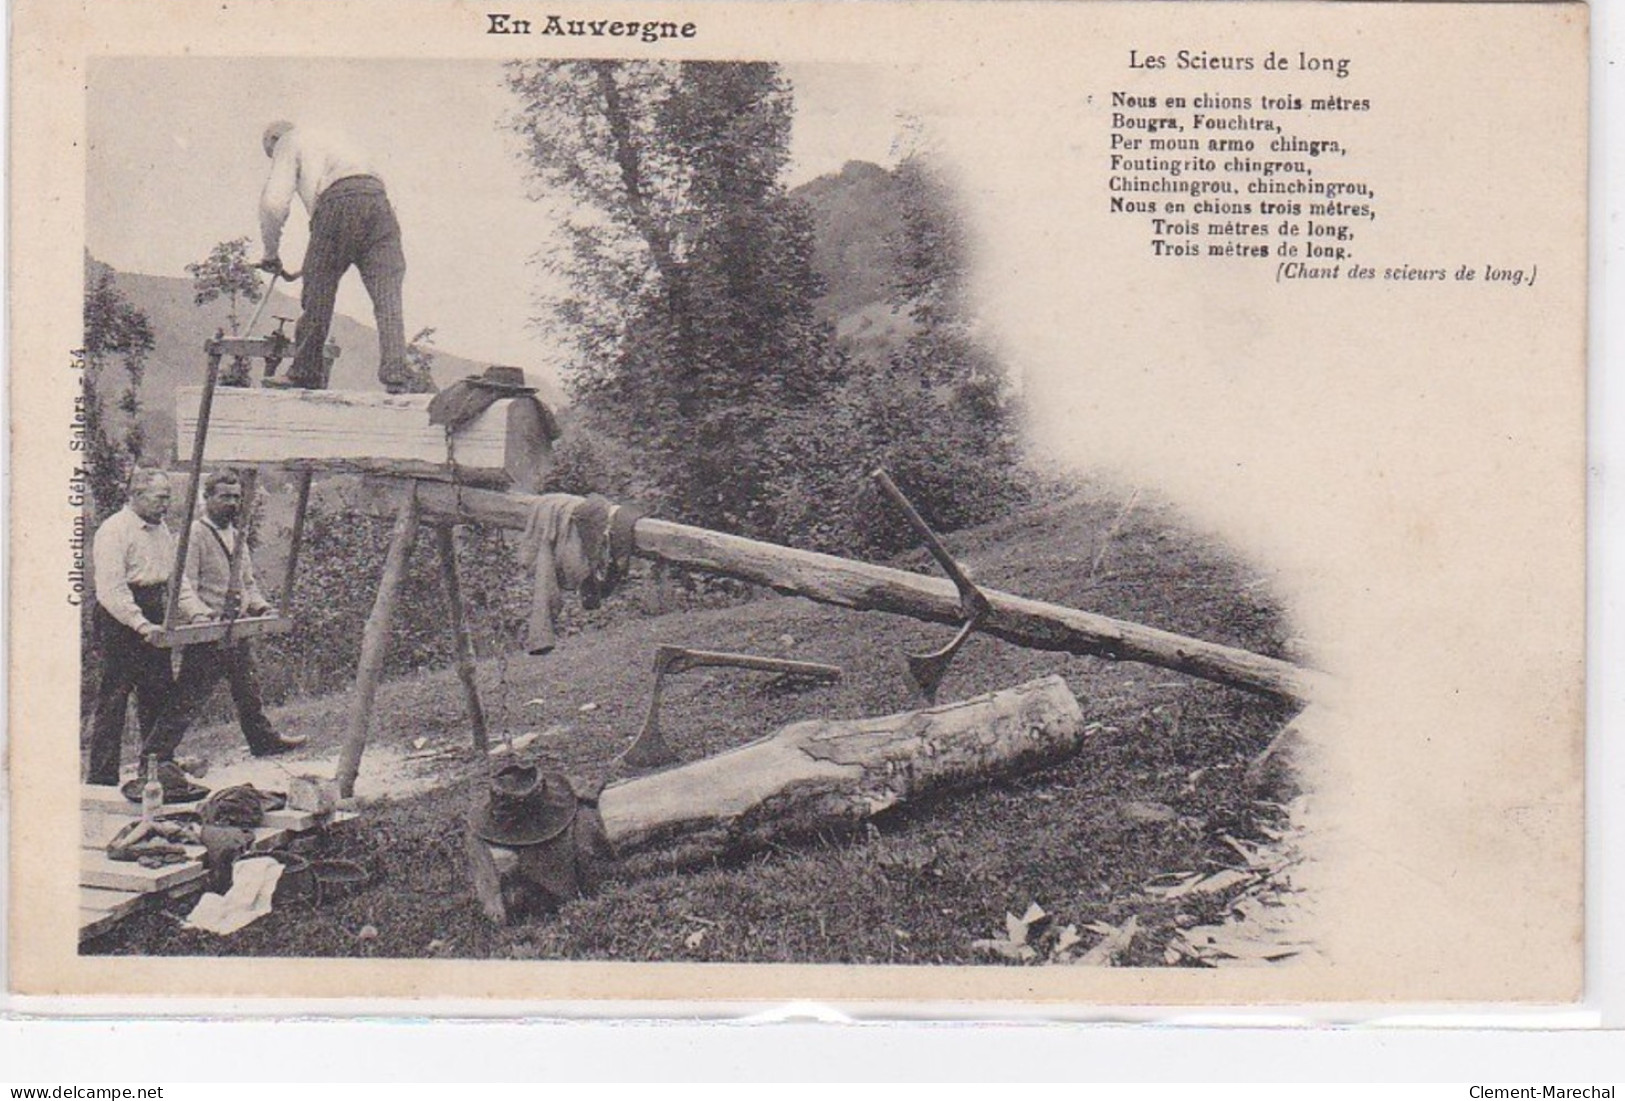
left=654, top=645, right=842, bottom=681
left=871, top=469, right=991, bottom=617
left=244, top=272, right=281, bottom=337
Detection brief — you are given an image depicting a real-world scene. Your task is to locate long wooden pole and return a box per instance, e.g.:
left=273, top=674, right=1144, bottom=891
left=280, top=470, right=313, bottom=611
left=435, top=524, right=489, bottom=752
left=336, top=485, right=420, bottom=797
left=383, top=480, right=1326, bottom=706
left=163, top=350, right=223, bottom=634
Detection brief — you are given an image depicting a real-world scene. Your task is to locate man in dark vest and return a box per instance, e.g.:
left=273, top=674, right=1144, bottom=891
left=257, top=120, right=411, bottom=392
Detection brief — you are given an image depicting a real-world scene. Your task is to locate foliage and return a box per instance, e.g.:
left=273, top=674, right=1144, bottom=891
left=506, top=60, right=839, bottom=537
left=251, top=490, right=532, bottom=703
left=403, top=326, right=442, bottom=394
left=82, top=257, right=155, bottom=518
left=81, top=257, right=159, bottom=719
left=186, top=237, right=264, bottom=336
left=757, top=154, right=1032, bottom=558
left=507, top=63, right=1030, bottom=557
left=538, top=411, right=643, bottom=501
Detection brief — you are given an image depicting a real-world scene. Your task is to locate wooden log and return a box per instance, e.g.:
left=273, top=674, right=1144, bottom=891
left=383, top=479, right=1324, bottom=705
left=436, top=524, right=489, bottom=752
left=335, top=485, right=420, bottom=798
left=465, top=790, right=508, bottom=924
left=596, top=674, right=1085, bottom=864
left=175, top=387, right=553, bottom=488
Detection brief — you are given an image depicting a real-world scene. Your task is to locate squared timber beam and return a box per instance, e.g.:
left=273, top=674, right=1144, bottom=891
left=175, top=387, right=553, bottom=490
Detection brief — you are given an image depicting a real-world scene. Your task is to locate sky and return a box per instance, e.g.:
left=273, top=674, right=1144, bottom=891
left=85, top=58, right=909, bottom=375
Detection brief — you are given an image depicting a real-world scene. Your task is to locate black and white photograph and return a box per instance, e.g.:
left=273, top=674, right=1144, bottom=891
left=9, top=0, right=1590, bottom=1008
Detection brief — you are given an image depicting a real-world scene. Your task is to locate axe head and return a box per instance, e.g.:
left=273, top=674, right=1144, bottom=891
left=906, top=651, right=951, bottom=704
left=620, top=717, right=679, bottom=769
left=904, top=614, right=982, bottom=703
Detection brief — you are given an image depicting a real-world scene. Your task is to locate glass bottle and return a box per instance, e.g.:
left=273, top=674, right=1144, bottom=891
left=141, top=753, right=163, bottom=822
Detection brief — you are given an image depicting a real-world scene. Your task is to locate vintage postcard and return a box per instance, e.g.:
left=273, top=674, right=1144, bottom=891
left=7, top=0, right=1589, bottom=1009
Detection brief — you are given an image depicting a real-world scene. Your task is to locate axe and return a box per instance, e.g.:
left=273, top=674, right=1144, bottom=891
left=619, top=645, right=843, bottom=768
left=243, top=264, right=301, bottom=339
left=871, top=468, right=993, bottom=702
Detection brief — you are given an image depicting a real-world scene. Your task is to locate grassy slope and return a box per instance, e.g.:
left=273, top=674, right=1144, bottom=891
left=88, top=481, right=1300, bottom=965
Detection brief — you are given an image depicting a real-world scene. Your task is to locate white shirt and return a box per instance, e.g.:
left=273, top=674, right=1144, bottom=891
left=259, top=125, right=383, bottom=259
left=92, top=506, right=175, bottom=630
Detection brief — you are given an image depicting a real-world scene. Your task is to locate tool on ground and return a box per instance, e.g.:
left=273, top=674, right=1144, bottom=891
left=871, top=468, right=994, bottom=702
left=620, top=645, right=844, bottom=768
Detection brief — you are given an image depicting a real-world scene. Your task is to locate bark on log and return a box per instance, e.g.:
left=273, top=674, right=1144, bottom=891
left=379, top=479, right=1325, bottom=705
left=595, top=674, right=1085, bottom=865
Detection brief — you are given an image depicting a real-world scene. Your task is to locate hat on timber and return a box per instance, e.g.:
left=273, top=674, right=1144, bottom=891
left=472, top=762, right=578, bottom=847
left=464, top=365, right=536, bottom=394
left=263, top=120, right=294, bottom=158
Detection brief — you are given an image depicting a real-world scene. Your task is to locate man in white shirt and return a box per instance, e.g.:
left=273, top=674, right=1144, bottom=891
left=143, top=470, right=307, bottom=761
left=87, top=469, right=178, bottom=785
left=257, top=120, right=411, bottom=393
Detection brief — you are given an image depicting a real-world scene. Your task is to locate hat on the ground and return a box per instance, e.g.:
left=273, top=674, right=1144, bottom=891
left=263, top=120, right=294, bottom=158
left=472, top=763, right=578, bottom=847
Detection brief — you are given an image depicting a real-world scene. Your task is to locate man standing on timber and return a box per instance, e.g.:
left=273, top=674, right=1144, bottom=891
left=143, top=471, right=308, bottom=761
left=257, top=120, right=412, bottom=393
left=87, top=469, right=178, bottom=785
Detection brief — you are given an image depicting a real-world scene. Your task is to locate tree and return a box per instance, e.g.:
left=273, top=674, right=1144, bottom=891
left=80, top=257, right=158, bottom=717
left=873, top=153, right=1029, bottom=534
left=403, top=326, right=441, bottom=394
left=82, top=257, right=155, bottom=517
left=506, top=61, right=837, bottom=536
left=759, top=151, right=1032, bottom=557
left=186, top=237, right=264, bottom=336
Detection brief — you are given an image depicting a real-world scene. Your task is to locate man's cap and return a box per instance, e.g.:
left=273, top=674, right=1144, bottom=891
left=263, top=120, right=294, bottom=158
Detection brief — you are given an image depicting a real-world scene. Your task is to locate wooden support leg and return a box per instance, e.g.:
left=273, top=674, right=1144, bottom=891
left=436, top=524, right=488, bottom=752
left=335, top=485, right=420, bottom=798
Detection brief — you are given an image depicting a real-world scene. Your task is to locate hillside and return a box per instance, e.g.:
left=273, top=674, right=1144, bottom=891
left=86, top=485, right=1309, bottom=967
left=791, top=159, right=919, bottom=365
left=792, top=159, right=905, bottom=322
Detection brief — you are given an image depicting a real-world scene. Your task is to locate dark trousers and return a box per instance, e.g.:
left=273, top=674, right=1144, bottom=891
left=142, top=641, right=280, bottom=760
left=86, top=588, right=172, bottom=785
left=291, top=175, right=407, bottom=388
